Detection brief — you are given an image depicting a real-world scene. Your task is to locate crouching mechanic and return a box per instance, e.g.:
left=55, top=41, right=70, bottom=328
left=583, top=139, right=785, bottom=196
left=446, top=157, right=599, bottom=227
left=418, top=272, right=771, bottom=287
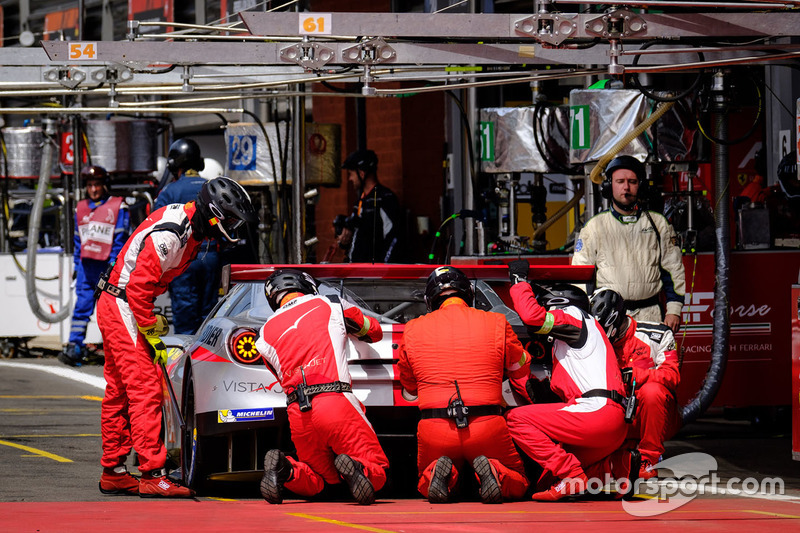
left=256, top=269, right=390, bottom=505
left=398, top=266, right=531, bottom=504
left=96, top=177, right=256, bottom=497
left=590, top=288, right=682, bottom=479
left=505, top=260, right=632, bottom=501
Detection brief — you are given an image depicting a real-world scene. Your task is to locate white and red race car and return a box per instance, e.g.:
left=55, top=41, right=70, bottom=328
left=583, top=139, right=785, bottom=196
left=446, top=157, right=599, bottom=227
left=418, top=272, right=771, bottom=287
left=160, top=263, right=593, bottom=494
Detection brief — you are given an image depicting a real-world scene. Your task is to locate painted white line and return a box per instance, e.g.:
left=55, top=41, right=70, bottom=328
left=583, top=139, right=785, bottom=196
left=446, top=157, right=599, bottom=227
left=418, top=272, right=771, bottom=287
left=647, top=479, right=800, bottom=504
left=702, top=484, right=800, bottom=503
left=0, top=361, right=106, bottom=391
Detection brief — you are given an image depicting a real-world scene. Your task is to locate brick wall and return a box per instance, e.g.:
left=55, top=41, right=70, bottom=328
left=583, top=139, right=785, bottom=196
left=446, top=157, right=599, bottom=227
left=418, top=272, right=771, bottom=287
left=304, top=1, right=445, bottom=263
left=309, top=83, right=444, bottom=263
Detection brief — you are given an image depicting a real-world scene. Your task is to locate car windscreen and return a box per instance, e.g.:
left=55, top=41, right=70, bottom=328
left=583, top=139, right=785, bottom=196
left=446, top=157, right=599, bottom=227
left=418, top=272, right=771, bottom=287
left=219, top=277, right=523, bottom=327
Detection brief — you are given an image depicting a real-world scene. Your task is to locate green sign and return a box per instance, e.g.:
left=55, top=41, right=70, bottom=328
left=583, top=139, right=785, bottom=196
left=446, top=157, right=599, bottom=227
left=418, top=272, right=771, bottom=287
left=570, top=105, right=590, bottom=150
left=479, top=121, right=494, bottom=161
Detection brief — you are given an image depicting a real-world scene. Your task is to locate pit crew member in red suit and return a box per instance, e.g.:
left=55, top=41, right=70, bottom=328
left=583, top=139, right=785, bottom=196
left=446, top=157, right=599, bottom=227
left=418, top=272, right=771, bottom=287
left=590, top=287, right=682, bottom=479
left=96, top=177, right=256, bottom=497
left=398, top=266, right=531, bottom=504
left=60, top=165, right=130, bottom=367
left=505, top=259, right=632, bottom=501
left=257, top=269, right=389, bottom=506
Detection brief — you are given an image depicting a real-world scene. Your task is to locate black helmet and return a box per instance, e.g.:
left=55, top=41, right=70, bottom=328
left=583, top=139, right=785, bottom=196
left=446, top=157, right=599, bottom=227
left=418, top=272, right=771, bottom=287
left=778, top=150, right=800, bottom=198
left=605, top=155, right=645, bottom=183
left=533, top=283, right=590, bottom=313
left=342, top=149, right=378, bottom=173
left=264, top=269, right=318, bottom=311
left=80, top=165, right=109, bottom=185
left=424, top=266, right=474, bottom=312
left=195, top=177, right=258, bottom=242
left=589, top=287, right=627, bottom=341
left=167, top=138, right=205, bottom=174
left=602, top=155, right=647, bottom=200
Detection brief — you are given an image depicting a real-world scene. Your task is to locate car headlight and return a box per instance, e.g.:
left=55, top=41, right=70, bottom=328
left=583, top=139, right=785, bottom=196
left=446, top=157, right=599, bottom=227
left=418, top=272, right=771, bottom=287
left=229, top=328, right=261, bottom=365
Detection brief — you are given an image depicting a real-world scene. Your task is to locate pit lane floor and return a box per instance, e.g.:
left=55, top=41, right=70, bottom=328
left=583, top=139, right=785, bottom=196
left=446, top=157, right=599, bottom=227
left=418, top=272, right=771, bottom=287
left=1, top=358, right=800, bottom=531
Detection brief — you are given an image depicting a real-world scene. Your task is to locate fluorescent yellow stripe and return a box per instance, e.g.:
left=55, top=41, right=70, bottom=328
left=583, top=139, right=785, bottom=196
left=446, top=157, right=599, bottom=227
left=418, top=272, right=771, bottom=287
left=206, top=497, right=238, bottom=502
left=445, top=66, right=483, bottom=72
left=287, top=513, right=397, bottom=533
left=356, top=317, right=370, bottom=338
left=535, top=312, right=555, bottom=334
left=0, top=439, right=72, bottom=462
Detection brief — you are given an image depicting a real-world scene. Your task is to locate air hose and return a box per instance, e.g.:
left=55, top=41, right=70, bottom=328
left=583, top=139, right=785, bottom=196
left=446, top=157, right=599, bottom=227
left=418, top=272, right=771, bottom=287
left=588, top=100, right=675, bottom=185
left=25, top=119, right=72, bottom=323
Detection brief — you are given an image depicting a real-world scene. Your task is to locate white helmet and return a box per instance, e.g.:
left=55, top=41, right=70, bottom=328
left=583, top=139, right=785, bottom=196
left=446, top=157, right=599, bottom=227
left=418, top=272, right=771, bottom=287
left=199, top=158, right=224, bottom=180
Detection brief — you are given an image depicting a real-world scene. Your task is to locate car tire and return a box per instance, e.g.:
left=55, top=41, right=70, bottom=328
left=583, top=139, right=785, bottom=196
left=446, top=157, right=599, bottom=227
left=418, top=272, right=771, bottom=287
left=181, top=372, right=207, bottom=492
left=181, top=364, right=229, bottom=495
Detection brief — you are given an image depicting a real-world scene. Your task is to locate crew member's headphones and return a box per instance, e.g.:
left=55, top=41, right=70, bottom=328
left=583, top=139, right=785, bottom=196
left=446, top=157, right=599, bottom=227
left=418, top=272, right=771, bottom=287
left=600, top=155, right=648, bottom=199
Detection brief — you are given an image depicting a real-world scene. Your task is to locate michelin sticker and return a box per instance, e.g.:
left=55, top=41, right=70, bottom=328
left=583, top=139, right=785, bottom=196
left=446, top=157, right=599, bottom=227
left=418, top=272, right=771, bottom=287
left=218, top=408, right=275, bottom=423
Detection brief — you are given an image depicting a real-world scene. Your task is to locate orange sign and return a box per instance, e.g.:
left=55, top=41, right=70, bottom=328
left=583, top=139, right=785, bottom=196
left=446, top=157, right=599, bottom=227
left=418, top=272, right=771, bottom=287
left=129, top=0, right=173, bottom=34
left=43, top=7, right=79, bottom=41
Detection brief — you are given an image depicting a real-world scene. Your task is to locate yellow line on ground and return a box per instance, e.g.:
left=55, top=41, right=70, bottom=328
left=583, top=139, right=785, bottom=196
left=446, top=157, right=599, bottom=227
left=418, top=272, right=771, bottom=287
left=742, top=510, right=800, bottom=519
left=0, top=394, right=102, bottom=402
left=319, top=508, right=767, bottom=516
left=0, top=439, right=72, bottom=462
left=0, top=434, right=100, bottom=438
left=0, top=395, right=100, bottom=399
left=206, top=497, right=238, bottom=502
left=81, top=395, right=103, bottom=402
left=287, top=513, right=397, bottom=533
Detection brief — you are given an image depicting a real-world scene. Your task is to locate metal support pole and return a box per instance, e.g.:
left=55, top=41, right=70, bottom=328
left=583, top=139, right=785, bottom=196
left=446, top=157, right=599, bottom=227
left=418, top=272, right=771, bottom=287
left=292, top=91, right=304, bottom=264
left=78, top=0, right=84, bottom=40
left=68, top=116, right=83, bottom=256
left=463, top=86, right=476, bottom=256
left=583, top=173, right=598, bottom=219
left=355, top=97, right=367, bottom=152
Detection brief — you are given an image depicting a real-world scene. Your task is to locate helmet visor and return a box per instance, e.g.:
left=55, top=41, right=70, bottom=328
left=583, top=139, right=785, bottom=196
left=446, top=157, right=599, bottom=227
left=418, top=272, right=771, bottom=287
left=215, top=217, right=244, bottom=242
left=208, top=203, right=246, bottom=242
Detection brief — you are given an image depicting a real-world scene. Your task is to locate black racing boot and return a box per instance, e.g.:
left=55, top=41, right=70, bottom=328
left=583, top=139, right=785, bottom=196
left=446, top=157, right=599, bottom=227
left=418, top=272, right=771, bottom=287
left=428, top=456, right=453, bottom=504
left=473, top=455, right=502, bottom=504
left=261, top=449, right=293, bottom=504
left=334, top=454, right=375, bottom=505
left=58, top=343, right=84, bottom=367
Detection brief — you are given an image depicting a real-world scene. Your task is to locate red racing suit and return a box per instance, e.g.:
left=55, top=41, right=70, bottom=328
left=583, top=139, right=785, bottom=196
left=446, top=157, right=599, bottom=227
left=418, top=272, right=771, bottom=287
left=507, top=283, right=627, bottom=482
left=614, top=318, right=682, bottom=465
left=398, top=297, right=531, bottom=500
left=97, top=202, right=202, bottom=471
left=254, top=293, right=389, bottom=497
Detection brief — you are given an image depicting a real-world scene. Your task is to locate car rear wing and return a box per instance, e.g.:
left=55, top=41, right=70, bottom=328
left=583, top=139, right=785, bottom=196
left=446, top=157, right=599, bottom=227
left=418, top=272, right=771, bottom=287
left=220, top=263, right=595, bottom=295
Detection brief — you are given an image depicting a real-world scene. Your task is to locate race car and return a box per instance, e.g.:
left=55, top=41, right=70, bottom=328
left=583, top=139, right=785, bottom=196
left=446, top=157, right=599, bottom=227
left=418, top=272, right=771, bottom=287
left=160, top=263, right=594, bottom=495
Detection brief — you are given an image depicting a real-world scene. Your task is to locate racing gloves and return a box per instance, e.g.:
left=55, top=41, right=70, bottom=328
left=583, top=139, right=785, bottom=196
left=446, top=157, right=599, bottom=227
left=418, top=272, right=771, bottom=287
left=138, top=314, right=169, bottom=365
left=508, top=259, right=530, bottom=285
